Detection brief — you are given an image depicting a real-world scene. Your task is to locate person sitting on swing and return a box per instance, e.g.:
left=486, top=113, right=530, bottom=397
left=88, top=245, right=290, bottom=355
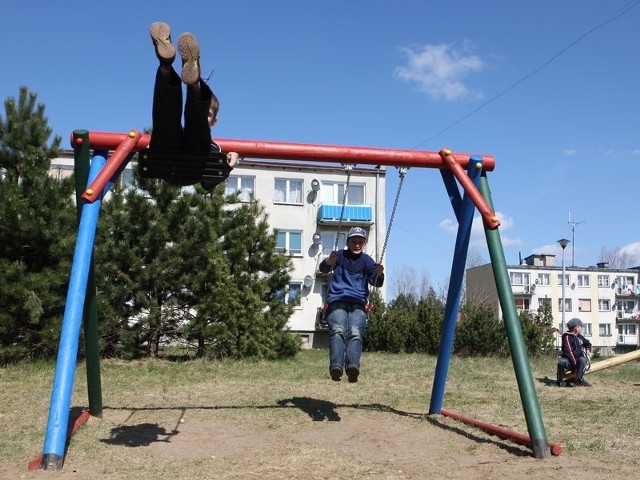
left=557, top=317, right=593, bottom=387
left=319, top=226, right=384, bottom=383
left=149, top=22, right=238, bottom=188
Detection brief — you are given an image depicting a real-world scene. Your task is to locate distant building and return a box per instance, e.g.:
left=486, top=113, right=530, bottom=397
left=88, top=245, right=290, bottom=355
left=50, top=151, right=387, bottom=349
left=466, top=253, right=640, bottom=356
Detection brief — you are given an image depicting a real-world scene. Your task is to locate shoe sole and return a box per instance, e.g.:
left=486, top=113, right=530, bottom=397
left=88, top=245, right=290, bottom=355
left=178, top=33, right=200, bottom=85
left=346, top=367, right=359, bottom=383
left=149, top=22, right=175, bottom=63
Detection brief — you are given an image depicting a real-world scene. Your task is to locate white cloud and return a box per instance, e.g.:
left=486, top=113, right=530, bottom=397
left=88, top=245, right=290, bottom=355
left=619, top=242, right=640, bottom=264
left=394, top=42, right=485, bottom=101
left=439, top=211, right=522, bottom=247
left=563, top=148, right=576, bottom=156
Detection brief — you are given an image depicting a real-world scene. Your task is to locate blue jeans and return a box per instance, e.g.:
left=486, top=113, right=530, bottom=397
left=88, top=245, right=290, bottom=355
left=327, top=302, right=367, bottom=371
left=558, top=356, right=588, bottom=383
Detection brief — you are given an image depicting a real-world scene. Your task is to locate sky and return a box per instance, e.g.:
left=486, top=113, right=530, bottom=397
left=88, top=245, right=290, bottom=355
left=2, top=1, right=640, bottom=294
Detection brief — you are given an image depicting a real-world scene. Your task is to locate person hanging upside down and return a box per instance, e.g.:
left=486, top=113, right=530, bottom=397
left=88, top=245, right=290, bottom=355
left=148, top=22, right=238, bottom=188
left=319, top=227, right=384, bottom=383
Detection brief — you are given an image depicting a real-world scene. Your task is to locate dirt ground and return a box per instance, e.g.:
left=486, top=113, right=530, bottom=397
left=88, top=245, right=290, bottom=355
left=10, top=399, right=637, bottom=480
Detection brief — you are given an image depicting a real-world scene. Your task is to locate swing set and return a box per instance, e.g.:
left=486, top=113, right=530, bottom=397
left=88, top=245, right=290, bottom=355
left=32, top=128, right=559, bottom=471
left=317, top=163, right=407, bottom=326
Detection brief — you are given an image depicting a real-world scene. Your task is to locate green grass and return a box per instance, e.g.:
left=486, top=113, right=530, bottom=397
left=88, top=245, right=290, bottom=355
left=2, top=350, right=640, bottom=479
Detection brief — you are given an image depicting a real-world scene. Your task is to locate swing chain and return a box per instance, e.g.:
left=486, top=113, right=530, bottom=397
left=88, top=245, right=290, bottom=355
left=378, top=167, right=408, bottom=265
left=368, top=167, right=408, bottom=315
left=332, top=164, right=354, bottom=252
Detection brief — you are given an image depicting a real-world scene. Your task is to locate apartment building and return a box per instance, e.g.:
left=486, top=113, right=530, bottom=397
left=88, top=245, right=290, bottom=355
left=50, top=151, right=387, bottom=348
left=466, top=254, right=640, bottom=356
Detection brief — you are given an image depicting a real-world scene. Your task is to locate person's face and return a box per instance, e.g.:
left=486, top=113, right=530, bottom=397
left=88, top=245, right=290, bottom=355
left=347, top=236, right=366, bottom=254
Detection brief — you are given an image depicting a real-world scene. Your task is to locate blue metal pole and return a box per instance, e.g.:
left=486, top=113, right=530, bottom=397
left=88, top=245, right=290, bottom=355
left=429, top=157, right=483, bottom=414
left=41, top=154, right=106, bottom=470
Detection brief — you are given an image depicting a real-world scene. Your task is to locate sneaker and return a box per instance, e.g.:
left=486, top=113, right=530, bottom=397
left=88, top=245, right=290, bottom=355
left=346, top=366, right=359, bottom=383
left=178, top=32, right=201, bottom=85
left=330, top=367, right=342, bottom=382
left=149, top=22, right=175, bottom=66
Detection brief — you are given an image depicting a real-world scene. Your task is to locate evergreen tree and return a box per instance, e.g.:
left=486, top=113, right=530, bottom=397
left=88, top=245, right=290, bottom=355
left=454, top=302, right=508, bottom=356
left=414, top=288, right=445, bottom=354
left=519, top=301, right=556, bottom=357
left=95, top=171, right=299, bottom=359
left=0, top=86, right=74, bottom=362
left=202, top=198, right=300, bottom=359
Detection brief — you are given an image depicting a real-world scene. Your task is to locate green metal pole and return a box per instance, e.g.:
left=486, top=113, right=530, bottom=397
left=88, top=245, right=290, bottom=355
left=72, top=129, right=103, bottom=417
left=478, top=174, right=550, bottom=459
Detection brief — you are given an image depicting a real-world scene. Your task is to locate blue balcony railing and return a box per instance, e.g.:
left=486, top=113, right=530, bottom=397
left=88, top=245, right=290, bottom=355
left=317, top=204, right=373, bottom=223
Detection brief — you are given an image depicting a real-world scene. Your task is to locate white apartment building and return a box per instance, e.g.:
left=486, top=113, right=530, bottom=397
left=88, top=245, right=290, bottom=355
left=466, top=254, right=640, bottom=356
left=51, top=151, right=387, bottom=349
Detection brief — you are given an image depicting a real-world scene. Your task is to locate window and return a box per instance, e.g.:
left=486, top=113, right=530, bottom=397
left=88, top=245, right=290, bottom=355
left=597, top=275, right=610, bottom=288
left=577, top=274, right=590, bottom=287
left=321, top=181, right=365, bottom=205
left=558, top=298, right=572, bottom=312
left=557, top=273, right=570, bottom=286
left=275, top=230, right=302, bottom=255
left=624, top=324, right=637, bottom=335
left=599, top=324, right=612, bottom=336
left=617, top=300, right=637, bottom=313
left=539, top=298, right=551, bottom=309
left=275, top=282, right=302, bottom=307
left=274, top=178, right=303, bottom=204
left=225, top=175, right=255, bottom=202
left=578, top=299, right=591, bottom=312
left=515, top=298, right=530, bottom=310
left=509, top=272, right=530, bottom=285
left=598, top=299, right=611, bottom=311
left=582, top=323, right=592, bottom=337
left=615, top=275, right=636, bottom=294
left=320, top=231, right=346, bottom=257
left=536, top=273, right=550, bottom=286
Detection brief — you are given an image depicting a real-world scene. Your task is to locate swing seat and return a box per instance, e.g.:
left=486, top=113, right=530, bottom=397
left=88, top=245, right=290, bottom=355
left=138, top=148, right=231, bottom=189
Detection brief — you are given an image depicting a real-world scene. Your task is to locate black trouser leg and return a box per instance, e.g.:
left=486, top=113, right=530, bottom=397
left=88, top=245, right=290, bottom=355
left=150, top=67, right=183, bottom=150
left=183, top=80, right=213, bottom=152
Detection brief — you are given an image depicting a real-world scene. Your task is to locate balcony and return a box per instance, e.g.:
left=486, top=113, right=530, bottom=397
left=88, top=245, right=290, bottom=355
left=317, top=204, right=373, bottom=225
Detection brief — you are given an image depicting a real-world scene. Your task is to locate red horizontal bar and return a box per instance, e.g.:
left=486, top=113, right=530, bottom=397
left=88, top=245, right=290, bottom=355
left=79, top=130, right=143, bottom=203
left=71, top=131, right=496, bottom=171
left=440, top=408, right=563, bottom=456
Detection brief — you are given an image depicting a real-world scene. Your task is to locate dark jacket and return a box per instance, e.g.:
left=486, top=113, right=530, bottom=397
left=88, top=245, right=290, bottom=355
left=561, top=331, right=592, bottom=367
left=319, top=249, right=383, bottom=306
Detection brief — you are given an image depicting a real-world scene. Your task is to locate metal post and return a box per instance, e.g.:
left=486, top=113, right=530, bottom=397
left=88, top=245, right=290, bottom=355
left=557, top=239, right=570, bottom=333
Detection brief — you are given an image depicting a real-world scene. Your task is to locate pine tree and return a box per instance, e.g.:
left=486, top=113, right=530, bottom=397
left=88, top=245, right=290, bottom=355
left=0, top=86, right=74, bottom=362
left=95, top=170, right=300, bottom=359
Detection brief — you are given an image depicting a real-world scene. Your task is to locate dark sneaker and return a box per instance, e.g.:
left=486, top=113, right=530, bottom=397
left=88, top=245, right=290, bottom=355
left=178, top=32, right=201, bottom=85
left=578, top=379, right=593, bottom=387
left=346, top=366, right=359, bottom=383
left=149, top=22, right=175, bottom=66
left=330, top=367, right=342, bottom=382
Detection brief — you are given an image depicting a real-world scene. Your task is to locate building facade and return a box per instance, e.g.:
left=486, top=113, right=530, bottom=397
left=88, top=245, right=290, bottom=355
left=466, top=254, right=640, bottom=356
left=50, top=151, right=387, bottom=349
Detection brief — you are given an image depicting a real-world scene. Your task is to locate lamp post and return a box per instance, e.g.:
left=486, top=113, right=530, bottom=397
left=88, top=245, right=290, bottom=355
left=557, top=238, right=570, bottom=334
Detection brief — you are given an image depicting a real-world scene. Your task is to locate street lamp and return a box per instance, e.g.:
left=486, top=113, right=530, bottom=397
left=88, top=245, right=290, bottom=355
left=557, top=238, right=570, bottom=333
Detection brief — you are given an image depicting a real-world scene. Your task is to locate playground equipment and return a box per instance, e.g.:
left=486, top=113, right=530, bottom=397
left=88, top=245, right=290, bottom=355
left=35, top=128, right=555, bottom=470
left=562, top=349, right=640, bottom=382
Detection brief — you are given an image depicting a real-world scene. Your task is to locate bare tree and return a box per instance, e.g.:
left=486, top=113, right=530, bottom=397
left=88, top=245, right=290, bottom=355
left=419, top=267, right=431, bottom=299
left=466, top=247, right=487, bottom=269
left=390, top=264, right=418, bottom=299
left=599, top=246, right=635, bottom=269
